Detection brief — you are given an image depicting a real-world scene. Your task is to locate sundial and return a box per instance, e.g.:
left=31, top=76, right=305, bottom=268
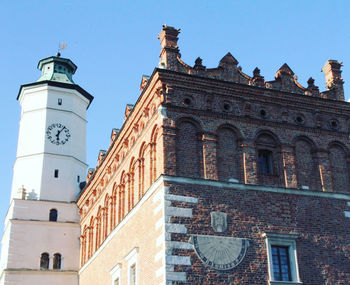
left=189, top=211, right=249, bottom=270
left=189, top=235, right=249, bottom=270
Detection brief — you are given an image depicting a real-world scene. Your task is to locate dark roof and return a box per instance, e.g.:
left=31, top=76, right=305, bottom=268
left=17, top=80, right=94, bottom=108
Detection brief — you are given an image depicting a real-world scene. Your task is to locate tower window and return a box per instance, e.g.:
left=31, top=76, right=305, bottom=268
left=53, top=253, right=62, bottom=270
left=264, top=232, right=301, bottom=284
left=49, top=209, right=58, bottom=222
left=54, top=169, right=59, bottom=178
left=271, top=246, right=292, bottom=281
left=77, top=175, right=80, bottom=183
left=258, top=150, right=273, bottom=174
left=58, top=98, right=62, bottom=105
left=40, top=252, right=49, bottom=270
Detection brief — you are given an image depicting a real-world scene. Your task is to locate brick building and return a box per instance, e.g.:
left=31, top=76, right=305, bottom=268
left=77, top=25, right=350, bottom=284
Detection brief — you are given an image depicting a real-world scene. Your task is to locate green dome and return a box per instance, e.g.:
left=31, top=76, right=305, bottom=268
left=36, top=55, right=77, bottom=84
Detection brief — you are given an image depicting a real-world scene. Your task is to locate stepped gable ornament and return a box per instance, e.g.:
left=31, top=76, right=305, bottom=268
left=189, top=211, right=249, bottom=271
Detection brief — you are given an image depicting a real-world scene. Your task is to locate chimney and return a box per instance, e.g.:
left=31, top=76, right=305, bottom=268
left=322, top=60, right=344, bottom=101
left=158, top=25, right=180, bottom=70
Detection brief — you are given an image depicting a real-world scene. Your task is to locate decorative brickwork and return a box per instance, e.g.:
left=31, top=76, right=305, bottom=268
left=77, top=26, right=350, bottom=284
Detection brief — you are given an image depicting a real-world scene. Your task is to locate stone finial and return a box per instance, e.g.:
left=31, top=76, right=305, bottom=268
left=158, top=25, right=180, bottom=49
left=219, top=52, right=238, bottom=68
left=306, top=77, right=320, bottom=97
left=253, top=67, right=261, bottom=77
left=124, top=104, right=134, bottom=119
left=140, top=75, right=150, bottom=91
left=194, top=57, right=206, bottom=71
left=275, top=63, right=294, bottom=79
left=98, top=150, right=106, bottom=165
left=158, top=25, right=181, bottom=70
left=87, top=168, right=94, bottom=180
left=251, top=67, right=265, bottom=87
left=110, top=128, right=120, bottom=143
left=322, top=60, right=344, bottom=100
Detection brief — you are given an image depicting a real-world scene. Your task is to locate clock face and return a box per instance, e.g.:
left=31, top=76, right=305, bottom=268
left=46, top=123, right=71, bottom=145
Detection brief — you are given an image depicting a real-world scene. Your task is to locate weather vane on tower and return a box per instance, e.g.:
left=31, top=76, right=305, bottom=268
left=56, top=42, right=67, bottom=57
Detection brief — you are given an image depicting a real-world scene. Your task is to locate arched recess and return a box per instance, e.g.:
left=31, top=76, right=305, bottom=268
left=111, top=183, right=118, bottom=230
left=40, top=252, right=49, bottom=270
left=328, top=142, right=350, bottom=192
left=49, top=208, right=58, bottom=222
left=176, top=118, right=202, bottom=178
left=53, top=253, right=62, bottom=270
left=103, top=195, right=110, bottom=239
left=81, top=226, right=88, bottom=265
left=129, top=157, right=136, bottom=209
left=216, top=125, right=242, bottom=182
left=119, top=172, right=126, bottom=220
left=294, top=136, right=320, bottom=190
left=150, top=125, right=159, bottom=184
left=255, top=130, right=283, bottom=186
left=138, top=143, right=146, bottom=197
left=88, top=216, right=95, bottom=258
left=95, top=207, right=102, bottom=249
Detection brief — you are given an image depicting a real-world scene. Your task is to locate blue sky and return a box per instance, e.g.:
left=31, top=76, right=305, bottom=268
left=0, top=1, right=349, bottom=234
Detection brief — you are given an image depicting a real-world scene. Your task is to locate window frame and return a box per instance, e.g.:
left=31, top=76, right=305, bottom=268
left=258, top=149, right=274, bottom=175
left=110, top=263, right=121, bottom=285
left=263, top=233, right=302, bottom=285
left=125, top=247, right=139, bottom=285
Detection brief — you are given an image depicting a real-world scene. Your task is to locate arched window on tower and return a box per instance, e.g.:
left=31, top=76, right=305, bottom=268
left=53, top=253, right=62, bottom=269
left=40, top=252, right=49, bottom=270
left=256, top=132, right=282, bottom=187
left=49, top=209, right=58, bottom=222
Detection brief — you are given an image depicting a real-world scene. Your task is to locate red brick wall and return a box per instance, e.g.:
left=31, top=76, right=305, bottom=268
left=166, top=181, right=350, bottom=284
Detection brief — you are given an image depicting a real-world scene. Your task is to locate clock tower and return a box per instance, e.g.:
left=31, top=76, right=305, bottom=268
left=0, top=55, right=93, bottom=285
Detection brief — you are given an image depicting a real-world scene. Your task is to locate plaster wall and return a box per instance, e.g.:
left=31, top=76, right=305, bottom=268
left=1, top=271, right=78, bottom=285
left=79, top=184, right=165, bottom=285
left=5, top=220, right=79, bottom=270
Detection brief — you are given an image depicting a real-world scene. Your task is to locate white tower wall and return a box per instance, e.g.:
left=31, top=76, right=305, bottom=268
left=0, top=56, right=93, bottom=285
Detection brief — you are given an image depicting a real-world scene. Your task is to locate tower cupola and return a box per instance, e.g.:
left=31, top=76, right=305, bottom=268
left=37, top=54, right=77, bottom=84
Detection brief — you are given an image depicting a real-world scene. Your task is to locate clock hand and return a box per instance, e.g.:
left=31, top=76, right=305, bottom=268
left=56, top=126, right=66, bottom=140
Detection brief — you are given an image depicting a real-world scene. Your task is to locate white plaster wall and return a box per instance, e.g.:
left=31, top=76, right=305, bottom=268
left=1, top=271, right=78, bottom=285
left=8, top=199, right=79, bottom=222
left=6, top=220, right=80, bottom=270
left=12, top=84, right=89, bottom=202
left=0, top=223, right=11, bottom=271
left=11, top=155, right=85, bottom=202
left=40, top=155, right=86, bottom=202
left=11, top=155, right=43, bottom=200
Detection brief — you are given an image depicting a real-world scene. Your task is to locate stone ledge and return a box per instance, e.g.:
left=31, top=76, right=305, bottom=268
left=163, top=175, right=350, bottom=200
left=269, top=281, right=303, bottom=285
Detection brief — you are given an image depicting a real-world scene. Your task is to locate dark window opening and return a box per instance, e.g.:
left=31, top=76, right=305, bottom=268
left=49, top=209, right=58, bottom=222
left=58, top=98, right=62, bottom=105
left=77, top=175, right=80, bottom=183
left=295, top=116, right=304, bottom=125
left=258, top=150, right=274, bottom=174
left=223, top=103, right=232, bottom=111
left=40, top=252, right=49, bottom=270
left=260, top=109, right=267, bottom=118
left=53, top=253, right=62, bottom=269
left=271, top=245, right=292, bottom=281
left=54, top=169, right=59, bottom=178
left=183, top=98, right=192, bottom=105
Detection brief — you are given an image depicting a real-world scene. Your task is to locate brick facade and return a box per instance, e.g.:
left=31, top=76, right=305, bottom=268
left=77, top=26, right=350, bottom=284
